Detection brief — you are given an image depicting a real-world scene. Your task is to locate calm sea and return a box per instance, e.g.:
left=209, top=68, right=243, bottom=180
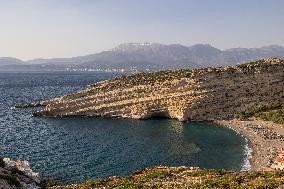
left=0, top=72, right=248, bottom=183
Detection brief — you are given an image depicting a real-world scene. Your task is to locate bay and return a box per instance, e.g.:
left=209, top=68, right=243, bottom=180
left=0, top=72, right=247, bottom=183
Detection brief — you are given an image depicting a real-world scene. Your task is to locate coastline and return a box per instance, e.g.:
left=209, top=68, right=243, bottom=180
left=216, top=119, right=284, bottom=171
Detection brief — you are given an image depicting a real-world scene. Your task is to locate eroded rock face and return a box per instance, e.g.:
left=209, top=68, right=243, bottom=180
left=33, top=58, right=284, bottom=121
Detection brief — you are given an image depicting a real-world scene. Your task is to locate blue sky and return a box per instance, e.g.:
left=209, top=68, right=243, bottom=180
left=0, top=0, right=283, bottom=60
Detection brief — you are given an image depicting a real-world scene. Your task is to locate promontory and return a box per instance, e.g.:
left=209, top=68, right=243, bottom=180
left=31, top=57, right=284, bottom=122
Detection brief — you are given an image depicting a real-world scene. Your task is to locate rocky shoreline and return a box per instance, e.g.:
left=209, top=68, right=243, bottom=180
left=216, top=119, right=284, bottom=171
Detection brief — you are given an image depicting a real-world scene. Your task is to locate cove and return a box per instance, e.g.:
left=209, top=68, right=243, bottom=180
left=0, top=72, right=247, bottom=184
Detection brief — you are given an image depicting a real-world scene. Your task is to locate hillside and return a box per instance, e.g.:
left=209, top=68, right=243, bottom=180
left=31, top=58, right=284, bottom=121
left=51, top=166, right=284, bottom=189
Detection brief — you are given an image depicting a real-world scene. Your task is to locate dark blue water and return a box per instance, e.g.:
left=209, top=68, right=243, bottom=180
left=0, top=72, right=247, bottom=184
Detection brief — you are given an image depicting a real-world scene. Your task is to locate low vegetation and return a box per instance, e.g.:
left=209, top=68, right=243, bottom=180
left=0, top=174, right=21, bottom=188
left=50, top=167, right=284, bottom=189
left=235, top=102, right=284, bottom=124
left=95, top=59, right=275, bottom=93
left=0, top=157, right=5, bottom=167
left=39, top=179, right=58, bottom=189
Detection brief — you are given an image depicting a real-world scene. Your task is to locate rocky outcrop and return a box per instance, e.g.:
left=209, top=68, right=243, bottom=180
left=0, top=158, right=41, bottom=189
left=32, top=58, right=284, bottom=121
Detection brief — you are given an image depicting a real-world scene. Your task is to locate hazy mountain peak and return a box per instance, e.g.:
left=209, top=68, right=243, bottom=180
left=189, top=44, right=220, bottom=50
left=0, top=57, right=24, bottom=66
left=190, top=43, right=214, bottom=48
left=260, top=45, right=284, bottom=50
left=112, top=42, right=163, bottom=52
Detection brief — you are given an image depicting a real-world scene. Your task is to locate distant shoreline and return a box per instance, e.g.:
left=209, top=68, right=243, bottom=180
left=0, top=70, right=126, bottom=74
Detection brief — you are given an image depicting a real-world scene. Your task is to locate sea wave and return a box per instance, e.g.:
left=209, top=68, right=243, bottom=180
left=241, top=138, right=253, bottom=171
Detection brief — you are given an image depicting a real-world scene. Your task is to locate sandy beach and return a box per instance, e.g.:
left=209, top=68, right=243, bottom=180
left=216, top=119, right=284, bottom=171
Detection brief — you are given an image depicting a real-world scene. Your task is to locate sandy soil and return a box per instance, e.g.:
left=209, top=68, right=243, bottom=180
left=216, top=119, right=284, bottom=171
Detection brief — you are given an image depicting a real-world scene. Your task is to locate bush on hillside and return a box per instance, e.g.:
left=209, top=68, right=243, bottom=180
left=235, top=102, right=284, bottom=124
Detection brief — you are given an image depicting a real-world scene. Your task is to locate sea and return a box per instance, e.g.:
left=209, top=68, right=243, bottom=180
left=0, top=72, right=249, bottom=184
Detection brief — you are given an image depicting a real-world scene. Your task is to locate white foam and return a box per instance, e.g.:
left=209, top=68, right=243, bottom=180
left=217, top=123, right=253, bottom=171
left=241, top=138, right=253, bottom=171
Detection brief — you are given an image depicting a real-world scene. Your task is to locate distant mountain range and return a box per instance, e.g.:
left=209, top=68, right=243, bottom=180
left=1, top=43, right=284, bottom=72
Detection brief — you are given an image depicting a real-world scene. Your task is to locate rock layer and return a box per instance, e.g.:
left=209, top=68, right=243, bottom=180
left=33, top=58, right=284, bottom=121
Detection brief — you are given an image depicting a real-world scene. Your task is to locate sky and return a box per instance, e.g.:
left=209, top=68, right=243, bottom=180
left=0, top=0, right=283, bottom=60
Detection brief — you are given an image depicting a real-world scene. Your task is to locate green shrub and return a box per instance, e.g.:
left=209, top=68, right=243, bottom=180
left=108, top=178, right=145, bottom=189
left=145, top=171, right=172, bottom=179
left=85, top=178, right=106, bottom=187
left=0, top=157, right=5, bottom=168
left=256, top=110, right=284, bottom=124
left=263, top=179, right=277, bottom=189
left=235, top=102, right=284, bottom=123
left=184, top=169, right=227, bottom=177
left=39, top=179, right=57, bottom=189
left=0, top=174, right=21, bottom=188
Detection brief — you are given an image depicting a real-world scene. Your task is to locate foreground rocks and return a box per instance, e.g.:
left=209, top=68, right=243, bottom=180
left=0, top=157, right=41, bottom=189
left=28, top=57, right=284, bottom=121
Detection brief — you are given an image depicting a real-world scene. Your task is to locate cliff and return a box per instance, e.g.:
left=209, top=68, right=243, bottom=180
left=32, top=58, right=284, bottom=121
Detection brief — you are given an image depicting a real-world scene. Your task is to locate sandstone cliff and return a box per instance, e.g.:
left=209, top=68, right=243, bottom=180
left=33, top=58, right=284, bottom=121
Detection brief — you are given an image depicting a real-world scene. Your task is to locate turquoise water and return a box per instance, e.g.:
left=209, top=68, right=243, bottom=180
left=0, top=72, right=247, bottom=184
